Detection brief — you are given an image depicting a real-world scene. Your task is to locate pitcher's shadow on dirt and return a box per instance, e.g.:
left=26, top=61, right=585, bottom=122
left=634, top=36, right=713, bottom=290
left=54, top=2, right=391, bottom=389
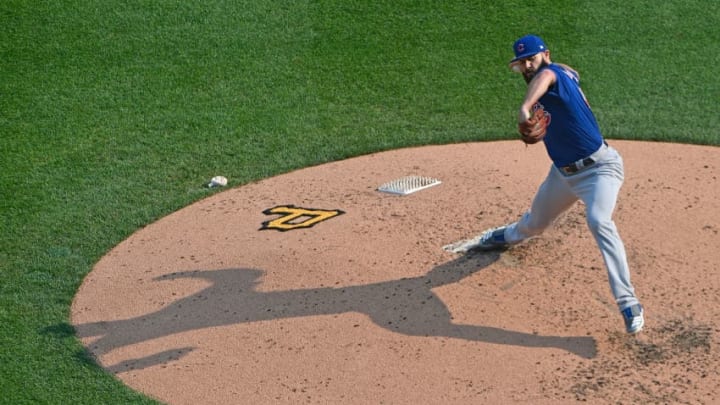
left=74, top=252, right=596, bottom=371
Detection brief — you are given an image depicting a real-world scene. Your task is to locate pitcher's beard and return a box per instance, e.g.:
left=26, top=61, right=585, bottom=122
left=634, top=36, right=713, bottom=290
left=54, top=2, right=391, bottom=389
left=523, top=60, right=550, bottom=83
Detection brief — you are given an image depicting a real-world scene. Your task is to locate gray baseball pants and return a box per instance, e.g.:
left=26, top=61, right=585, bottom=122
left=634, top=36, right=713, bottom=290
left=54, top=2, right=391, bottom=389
left=504, top=144, right=640, bottom=311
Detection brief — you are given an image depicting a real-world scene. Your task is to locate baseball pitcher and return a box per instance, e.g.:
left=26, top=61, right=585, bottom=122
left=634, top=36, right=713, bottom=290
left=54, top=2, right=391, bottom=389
left=452, top=34, right=644, bottom=334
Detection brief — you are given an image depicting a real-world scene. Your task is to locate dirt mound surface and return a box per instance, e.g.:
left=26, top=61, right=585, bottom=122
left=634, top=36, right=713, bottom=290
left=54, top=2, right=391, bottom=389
left=72, top=141, right=720, bottom=404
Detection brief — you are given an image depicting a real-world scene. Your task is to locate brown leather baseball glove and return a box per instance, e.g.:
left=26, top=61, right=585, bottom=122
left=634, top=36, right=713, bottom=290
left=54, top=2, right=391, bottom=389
left=518, top=107, right=549, bottom=144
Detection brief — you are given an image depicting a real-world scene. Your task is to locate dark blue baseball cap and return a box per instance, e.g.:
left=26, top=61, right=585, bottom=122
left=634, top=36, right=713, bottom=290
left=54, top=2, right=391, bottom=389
left=511, top=35, right=547, bottom=63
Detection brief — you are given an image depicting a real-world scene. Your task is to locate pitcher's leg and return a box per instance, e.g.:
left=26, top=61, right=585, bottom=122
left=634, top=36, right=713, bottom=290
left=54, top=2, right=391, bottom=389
left=504, top=166, right=577, bottom=244
left=587, top=207, right=637, bottom=309
left=577, top=157, right=639, bottom=310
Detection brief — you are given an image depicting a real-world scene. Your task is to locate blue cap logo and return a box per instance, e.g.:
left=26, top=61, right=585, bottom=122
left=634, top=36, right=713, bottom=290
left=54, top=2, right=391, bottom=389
left=511, top=35, right=547, bottom=62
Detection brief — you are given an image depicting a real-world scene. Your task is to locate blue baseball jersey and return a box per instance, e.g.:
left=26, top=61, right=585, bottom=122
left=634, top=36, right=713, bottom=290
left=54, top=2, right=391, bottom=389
left=537, top=63, right=603, bottom=167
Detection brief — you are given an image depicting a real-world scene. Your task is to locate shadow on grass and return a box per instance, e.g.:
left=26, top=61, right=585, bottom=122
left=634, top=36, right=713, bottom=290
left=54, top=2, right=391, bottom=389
left=69, top=252, right=596, bottom=371
left=40, top=322, right=135, bottom=372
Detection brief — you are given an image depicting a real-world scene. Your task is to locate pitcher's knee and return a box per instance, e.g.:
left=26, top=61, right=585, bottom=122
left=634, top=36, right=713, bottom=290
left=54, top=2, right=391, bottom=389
left=586, top=216, right=616, bottom=236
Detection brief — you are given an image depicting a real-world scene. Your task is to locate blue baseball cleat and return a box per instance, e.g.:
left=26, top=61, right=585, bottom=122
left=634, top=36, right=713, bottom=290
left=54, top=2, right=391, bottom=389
left=443, top=226, right=510, bottom=253
left=474, top=226, right=509, bottom=251
left=621, top=304, right=644, bottom=334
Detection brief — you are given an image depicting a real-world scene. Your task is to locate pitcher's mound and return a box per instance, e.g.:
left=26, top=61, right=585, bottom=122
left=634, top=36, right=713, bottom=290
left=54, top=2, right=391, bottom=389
left=72, top=141, right=720, bottom=404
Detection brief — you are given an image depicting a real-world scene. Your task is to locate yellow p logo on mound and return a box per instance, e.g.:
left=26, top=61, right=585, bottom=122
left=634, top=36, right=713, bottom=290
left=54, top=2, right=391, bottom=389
left=260, top=205, right=345, bottom=231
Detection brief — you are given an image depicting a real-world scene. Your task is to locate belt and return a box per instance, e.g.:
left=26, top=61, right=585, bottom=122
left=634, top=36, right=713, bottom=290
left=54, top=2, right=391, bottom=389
left=558, top=141, right=609, bottom=175
left=560, top=157, right=595, bottom=174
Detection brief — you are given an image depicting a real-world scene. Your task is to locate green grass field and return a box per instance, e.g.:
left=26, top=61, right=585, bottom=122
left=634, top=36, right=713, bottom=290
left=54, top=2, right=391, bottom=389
left=1, top=1, right=718, bottom=403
